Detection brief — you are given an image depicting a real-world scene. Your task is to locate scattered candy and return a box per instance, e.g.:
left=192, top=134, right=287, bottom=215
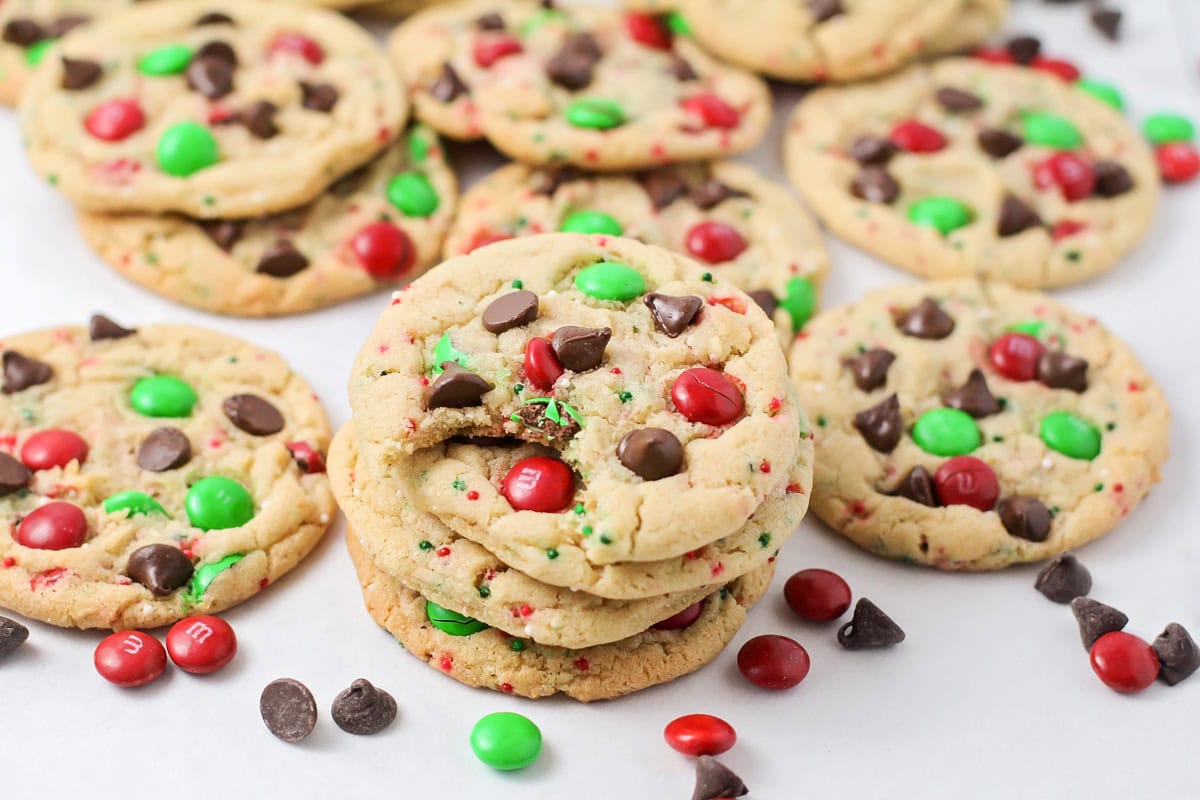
left=20, top=428, right=88, bottom=471
left=784, top=569, right=851, bottom=623
left=0, top=615, right=29, bottom=659
left=1071, top=597, right=1127, bottom=651
left=1039, top=411, right=1101, bottom=460
left=736, top=634, right=810, bottom=690
left=94, top=631, right=167, bottom=687
left=907, top=197, right=972, bottom=235
left=387, top=172, right=440, bottom=218
left=473, top=35, right=523, bottom=68
left=156, top=121, right=219, bottom=177
left=15, top=501, right=88, bottom=549
left=664, top=714, right=736, bottom=757
left=560, top=209, right=623, bottom=236
left=1034, top=552, right=1092, bottom=604
left=185, top=476, right=255, bottom=530
left=166, top=615, right=237, bottom=674
left=574, top=261, right=645, bottom=301
left=912, top=408, right=980, bottom=457
left=692, top=756, right=748, bottom=800
left=129, top=375, right=197, bottom=418
left=188, top=554, right=243, bottom=600
left=837, top=598, right=905, bottom=650
left=1142, top=112, right=1195, bottom=145
left=426, top=600, right=489, bottom=635
left=1089, top=631, right=1159, bottom=693
left=1156, top=142, right=1200, bottom=183
left=331, top=678, right=398, bottom=735
left=565, top=97, right=626, bottom=130
left=353, top=221, right=415, bottom=278
left=260, top=678, right=318, bottom=743
left=126, top=543, right=194, bottom=596
left=470, top=711, right=543, bottom=771
left=501, top=456, right=575, bottom=512
left=685, top=221, right=748, bottom=264
left=671, top=368, right=744, bottom=426
left=1152, top=624, right=1200, bottom=686
left=932, top=456, right=998, bottom=511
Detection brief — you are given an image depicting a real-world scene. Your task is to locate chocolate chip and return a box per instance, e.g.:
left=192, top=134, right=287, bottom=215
left=61, top=57, right=102, bottom=91
left=807, top=0, right=844, bottom=23
left=0, top=616, right=29, bottom=659
left=256, top=240, right=309, bottom=277
left=1034, top=552, right=1092, bottom=603
left=888, top=466, right=938, bottom=507
left=692, top=757, right=748, bottom=800
left=1093, top=160, right=1133, bottom=197
left=644, top=293, right=703, bottom=337
left=46, top=14, right=87, bottom=38
left=667, top=54, right=698, bottom=81
left=838, top=598, right=905, bottom=650
left=848, top=135, right=897, bottom=166
left=546, top=33, right=601, bottom=90
left=641, top=169, right=688, bottom=209
left=195, top=12, right=235, bottom=26
left=0, top=452, right=31, bottom=498
left=978, top=128, right=1023, bottom=159
left=690, top=180, right=748, bottom=210
left=241, top=100, right=279, bottom=139
left=260, top=678, right=318, bottom=743
left=200, top=219, right=245, bottom=252
left=997, top=194, right=1042, bottom=237
left=850, top=166, right=899, bottom=204
left=223, top=394, right=285, bottom=436
left=1153, top=623, right=1200, bottom=686
left=1090, top=7, right=1122, bottom=41
left=551, top=326, right=611, bottom=372
left=748, top=289, right=778, bottom=319
left=186, top=57, right=234, bottom=99
left=482, top=290, right=539, bottom=334
left=844, top=348, right=895, bottom=392
left=944, top=369, right=1001, bottom=418
left=936, top=87, right=983, bottom=112
left=895, top=298, right=954, bottom=339
left=998, top=495, right=1051, bottom=542
left=137, top=427, right=192, bottom=472
left=424, top=363, right=493, bottom=410
left=853, top=393, right=903, bottom=453
left=331, top=678, right=398, bottom=735
left=196, top=40, right=237, bottom=66
left=475, top=11, right=505, bottom=30
left=618, top=428, right=684, bottom=481
left=2, top=351, right=53, bottom=394
left=126, top=544, right=194, bottom=597
left=430, top=62, right=468, bottom=103
left=535, top=165, right=583, bottom=196
left=300, top=81, right=338, bottom=112
left=1070, top=597, right=1128, bottom=651
left=88, top=314, right=135, bottom=341
left=3, top=18, right=43, bottom=46
left=1006, top=34, right=1041, bottom=65
left=1037, top=351, right=1088, bottom=392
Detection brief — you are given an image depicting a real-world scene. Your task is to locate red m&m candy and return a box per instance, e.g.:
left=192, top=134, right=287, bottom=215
left=625, top=12, right=671, bottom=49
left=1156, top=142, right=1200, bottom=184
left=166, top=615, right=237, bottom=674
left=285, top=441, right=326, bottom=474
left=268, top=32, right=324, bottom=65
left=652, top=601, right=703, bottom=631
left=523, top=337, right=564, bottom=391
left=1089, top=631, right=1160, bottom=693
left=84, top=99, right=145, bottom=142
left=664, top=714, right=737, bottom=757
left=21, top=429, right=89, bottom=471
left=737, top=634, right=810, bottom=690
left=685, top=221, right=748, bottom=264
left=94, top=631, right=167, bottom=687
left=671, top=368, right=743, bottom=426
left=784, top=569, right=852, bottom=623
left=501, top=457, right=575, bottom=513
left=352, top=221, right=415, bottom=278
left=1030, top=56, right=1080, bottom=82
left=1034, top=153, right=1094, bottom=202
left=891, top=120, right=947, bottom=153
left=933, top=456, right=999, bottom=511
left=680, top=93, right=741, bottom=129
left=473, top=35, right=523, bottom=68
left=989, top=332, right=1045, bottom=382
left=16, top=502, right=88, bottom=550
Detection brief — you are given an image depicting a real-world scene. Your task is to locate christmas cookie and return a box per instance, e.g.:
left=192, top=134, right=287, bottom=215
left=789, top=280, right=1169, bottom=570
left=924, top=0, right=1007, bottom=58
left=21, top=0, right=406, bottom=218
left=76, top=125, right=456, bottom=317
left=443, top=161, right=828, bottom=343
left=347, top=528, right=773, bottom=701
left=783, top=58, right=1158, bottom=288
left=350, top=234, right=805, bottom=566
left=388, top=0, right=771, bottom=168
left=0, top=317, right=335, bottom=629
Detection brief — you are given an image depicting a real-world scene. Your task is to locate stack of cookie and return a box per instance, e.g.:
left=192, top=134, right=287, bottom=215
left=332, top=234, right=814, bottom=700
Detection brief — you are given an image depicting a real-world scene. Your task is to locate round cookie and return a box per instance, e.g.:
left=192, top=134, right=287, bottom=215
left=783, top=58, right=1158, bottom=289
left=348, top=528, right=774, bottom=701
left=443, top=161, right=829, bottom=342
left=76, top=125, right=457, bottom=317
left=789, top=280, right=1169, bottom=570
left=350, top=234, right=805, bottom=567
left=389, top=0, right=771, bottom=168
left=21, top=0, right=406, bottom=218
left=0, top=317, right=335, bottom=629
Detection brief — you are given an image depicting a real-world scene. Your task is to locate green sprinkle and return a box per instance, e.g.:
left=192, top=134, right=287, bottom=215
left=452, top=479, right=467, bottom=491
left=1066, top=250, right=1081, bottom=262
left=510, top=639, right=526, bottom=652
left=618, top=390, right=633, bottom=403
left=513, top=383, right=524, bottom=394
left=511, top=280, right=523, bottom=289
left=817, top=416, right=827, bottom=427
left=719, top=588, right=729, bottom=600
left=1094, top=483, right=1105, bottom=492
left=701, top=272, right=714, bottom=283
left=574, top=504, right=586, bottom=515
left=546, top=549, right=559, bottom=560
left=418, top=540, right=434, bottom=551
left=581, top=525, right=593, bottom=536
left=478, top=586, right=491, bottom=598
left=758, top=532, right=771, bottom=548
left=1106, top=422, right=1116, bottom=431
left=598, top=534, right=612, bottom=544
left=509, top=413, right=521, bottom=422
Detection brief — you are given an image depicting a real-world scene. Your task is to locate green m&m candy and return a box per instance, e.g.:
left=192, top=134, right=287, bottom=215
left=408, top=131, right=430, bottom=163
left=780, top=276, right=817, bottom=332
left=426, top=601, right=488, bottom=636
left=157, top=122, right=219, bottom=177
left=1040, top=411, right=1101, bottom=459
left=137, top=43, right=194, bottom=76
left=666, top=10, right=692, bottom=35
left=560, top=210, right=623, bottom=236
left=185, top=476, right=254, bottom=530
left=470, top=712, right=543, bottom=771
left=25, top=39, right=55, bottom=66
left=1021, top=111, right=1083, bottom=149
left=187, top=553, right=244, bottom=600
left=565, top=98, right=626, bottom=130
left=912, top=408, right=980, bottom=456
left=1007, top=320, right=1046, bottom=338
left=103, top=491, right=167, bottom=518
left=907, top=197, right=972, bottom=236
left=130, top=375, right=198, bottom=418
left=1075, top=79, right=1124, bottom=111
left=430, top=332, right=470, bottom=374
left=1143, top=112, right=1195, bottom=144
left=387, top=171, right=439, bottom=218
left=574, top=262, right=645, bottom=301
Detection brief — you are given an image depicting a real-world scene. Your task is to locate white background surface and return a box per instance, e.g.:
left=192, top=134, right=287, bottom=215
left=3, top=2, right=1200, bottom=798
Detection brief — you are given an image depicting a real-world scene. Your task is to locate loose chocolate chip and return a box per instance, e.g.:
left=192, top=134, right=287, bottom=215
left=667, top=54, right=698, bottom=81
left=3, top=18, right=43, bottom=46
left=1092, top=160, right=1133, bottom=197
left=300, top=81, right=339, bottom=112
left=137, top=427, right=192, bottom=472
left=1034, top=552, right=1092, bottom=603
left=331, top=678, right=398, bottom=735
left=200, top=219, right=245, bottom=252
left=1090, top=7, right=1122, bottom=41
left=1153, top=623, right=1200, bottom=686
left=2, top=350, right=53, bottom=394
left=46, top=14, right=87, bottom=38
left=186, top=57, right=234, bottom=100
left=807, top=0, right=844, bottom=23
left=1070, top=597, right=1128, bottom=651
left=844, top=348, right=895, bottom=392
left=850, top=166, right=900, bottom=204
left=195, top=12, right=235, bottom=26
left=475, top=11, right=505, bottom=30
left=936, top=87, right=983, bottom=112
left=223, top=394, right=285, bottom=436
left=260, top=678, right=318, bottom=743
left=978, top=128, right=1023, bottom=159
left=430, top=62, right=468, bottom=103
left=88, top=314, right=135, bottom=341
left=424, top=363, right=493, bottom=410
left=0, top=616, right=29, bottom=659
left=618, top=428, right=684, bottom=481
left=848, top=135, right=897, bottom=166
left=242, top=100, right=279, bottom=139
left=546, top=33, right=601, bottom=90
left=644, top=293, right=703, bottom=337
left=1037, top=351, right=1088, bottom=392
left=837, top=598, right=905, bottom=650
left=256, top=240, right=309, bottom=277
left=1006, top=34, right=1041, bottom=65
left=535, top=165, right=583, bottom=196
left=997, top=194, right=1042, bottom=237
left=0, top=452, right=32, bottom=497
left=126, top=544, right=194, bottom=597
left=692, top=757, right=748, bottom=800
left=61, top=57, right=102, bottom=91
left=748, top=289, right=778, bottom=319
left=888, top=465, right=938, bottom=507
left=997, top=495, right=1051, bottom=542
left=944, top=368, right=1001, bottom=418
left=482, top=290, right=539, bottom=334
left=550, top=326, right=611, bottom=372
left=853, top=393, right=903, bottom=453
left=641, top=169, right=689, bottom=209
left=895, top=298, right=954, bottom=339
left=690, top=180, right=748, bottom=210
left=196, top=40, right=237, bottom=66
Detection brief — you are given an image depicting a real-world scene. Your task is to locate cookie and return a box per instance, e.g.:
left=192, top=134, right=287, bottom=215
left=0, top=317, right=335, bottom=629
left=789, top=280, right=1169, bottom=570
left=21, top=0, right=406, bottom=218
left=443, top=161, right=829, bottom=342
left=924, top=0, right=1007, bottom=57
left=389, top=0, right=771, bottom=168
left=350, top=233, right=805, bottom=567
left=347, top=527, right=774, bottom=701
left=76, top=125, right=457, bottom=317
left=783, top=58, right=1158, bottom=288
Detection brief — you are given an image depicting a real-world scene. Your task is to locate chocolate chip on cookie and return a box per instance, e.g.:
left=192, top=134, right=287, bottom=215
left=137, top=427, right=192, bottom=472
left=850, top=166, right=899, bottom=205
left=546, top=32, right=602, bottom=90
left=2, top=351, right=53, bottom=394
left=690, top=180, right=748, bottom=210
left=200, top=219, right=245, bottom=252
left=844, top=348, right=895, bottom=392
left=61, top=57, right=103, bottom=91
left=195, top=12, right=235, bottom=27
left=935, top=87, right=983, bottom=113
left=331, top=678, right=398, bottom=735
left=256, top=240, right=309, bottom=277
left=853, top=394, right=902, bottom=453
left=997, top=496, right=1051, bottom=542
left=224, top=394, right=285, bottom=436
left=848, top=136, right=897, bottom=166
left=549, top=326, right=611, bottom=372
left=1037, top=351, right=1088, bottom=392
left=944, top=369, right=1001, bottom=418
left=482, top=290, right=539, bottom=334
left=241, top=100, right=280, bottom=139
left=618, top=428, right=685, bottom=481
left=260, top=678, right=318, bottom=743
left=641, top=168, right=689, bottom=209
left=837, top=598, right=905, bottom=650
left=1034, top=552, right=1092, bottom=603
left=300, top=81, right=339, bottom=113
left=1006, top=34, right=1041, bottom=66
left=186, top=57, right=234, bottom=100
left=806, top=0, right=844, bottom=23
left=748, top=289, right=778, bottom=319
left=2, top=18, right=43, bottom=46
left=430, top=63, right=468, bottom=102
left=887, top=466, right=937, bottom=507
left=1071, top=597, right=1128, bottom=651
left=977, top=128, right=1024, bottom=159
left=645, top=293, right=703, bottom=337
left=895, top=298, right=954, bottom=339
left=1153, top=624, right=1200, bottom=686
left=997, top=195, right=1043, bottom=237
left=425, top=363, right=493, bottom=410
left=88, top=314, right=136, bottom=341
left=1092, top=160, right=1133, bottom=197
left=0, top=453, right=31, bottom=498
left=126, top=543, right=195, bottom=597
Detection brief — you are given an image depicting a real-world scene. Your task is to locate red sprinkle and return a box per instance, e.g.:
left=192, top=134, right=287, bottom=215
left=759, top=460, right=771, bottom=474
left=519, top=604, right=533, bottom=618
left=574, top=658, right=590, bottom=672
left=439, top=655, right=453, bottom=672
left=436, top=546, right=451, bottom=558
left=1052, top=220, right=1087, bottom=240
left=2, top=557, right=14, bottom=568
left=501, top=682, right=514, bottom=693
left=466, top=490, right=479, bottom=501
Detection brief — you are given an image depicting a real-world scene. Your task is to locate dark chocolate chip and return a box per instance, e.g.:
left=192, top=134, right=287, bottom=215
left=888, top=465, right=938, bottom=507
left=260, top=678, right=318, bottom=743
left=1006, top=34, right=1041, bottom=65
left=482, top=290, right=539, bottom=334
left=200, top=219, right=245, bottom=252
left=3, top=19, right=43, bottom=47
left=300, top=81, right=339, bottom=112
left=644, top=293, right=703, bottom=337
left=850, top=166, right=899, bottom=204
left=331, top=678, right=398, bottom=735
left=1070, top=597, right=1128, bottom=651
left=46, top=14, right=87, bottom=38
left=837, top=598, right=905, bottom=650
left=0, top=452, right=32, bottom=497
left=196, top=40, right=237, bottom=66
left=748, top=289, right=778, bottom=319
left=430, top=62, right=468, bottom=103
left=551, top=326, right=611, bottom=372
left=807, top=0, right=844, bottom=23
left=256, top=240, right=309, bottom=277
left=61, top=57, right=102, bottom=91
left=88, top=314, right=135, bottom=341
left=853, top=393, right=903, bottom=453
left=475, top=11, right=505, bottom=30
left=185, top=57, right=234, bottom=99
left=424, top=363, right=493, bottom=410
left=546, top=33, right=601, bottom=90
left=223, top=394, right=285, bottom=436
left=690, top=180, right=748, bottom=210
left=895, top=298, right=955, bottom=339
left=641, top=169, right=689, bottom=209
left=535, top=165, right=583, bottom=196
left=666, top=54, right=698, bottom=81
left=1090, top=7, right=1122, bottom=41
left=2, top=350, right=53, bottom=394
left=935, top=87, right=983, bottom=112
left=998, top=495, right=1051, bottom=542
left=1093, top=160, right=1133, bottom=197
left=137, top=427, right=192, bottom=472
left=944, top=368, right=1001, bottom=418
left=977, top=128, right=1023, bottom=159
left=692, top=756, right=748, bottom=800
left=195, top=12, right=235, bottom=26
left=617, top=428, right=684, bottom=481
left=997, top=194, right=1042, bottom=237
left=241, top=100, right=279, bottom=139
left=1037, top=351, right=1088, bottom=392
left=1034, top=552, right=1092, bottom=603
left=126, top=544, right=194, bottom=597
left=0, top=616, right=29, bottom=659
left=1153, top=623, right=1200, bottom=686
left=848, top=135, right=897, bottom=166
left=844, top=348, right=895, bottom=392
